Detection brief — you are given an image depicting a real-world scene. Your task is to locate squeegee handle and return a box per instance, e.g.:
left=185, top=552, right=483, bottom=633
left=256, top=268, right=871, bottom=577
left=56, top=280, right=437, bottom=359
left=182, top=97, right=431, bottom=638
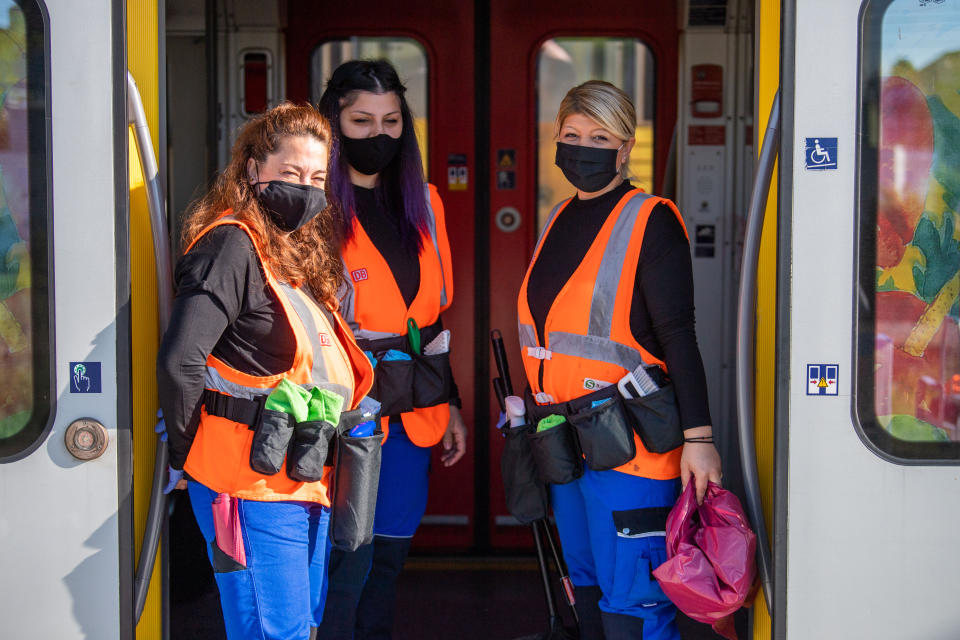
left=490, top=329, right=514, bottom=396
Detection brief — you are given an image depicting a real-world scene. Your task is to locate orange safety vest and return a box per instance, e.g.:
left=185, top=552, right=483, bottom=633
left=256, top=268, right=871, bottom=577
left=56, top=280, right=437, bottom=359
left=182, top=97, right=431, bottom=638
left=339, top=184, right=454, bottom=447
left=517, top=189, right=688, bottom=480
left=183, top=214, right=374, bottom=505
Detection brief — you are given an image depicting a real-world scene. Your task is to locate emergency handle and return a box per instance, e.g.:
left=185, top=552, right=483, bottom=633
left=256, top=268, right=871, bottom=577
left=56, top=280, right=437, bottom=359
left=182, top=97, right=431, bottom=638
left=127, top=71, right=175, bottom=623
left=735, top=88, right=779, bottom=613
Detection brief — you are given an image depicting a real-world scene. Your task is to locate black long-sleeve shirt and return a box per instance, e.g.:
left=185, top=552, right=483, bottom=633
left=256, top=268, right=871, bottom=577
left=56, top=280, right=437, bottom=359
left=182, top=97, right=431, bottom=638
left=526, top=182, right=712, bottom=429
left=158, top=225, right=295, bottom=469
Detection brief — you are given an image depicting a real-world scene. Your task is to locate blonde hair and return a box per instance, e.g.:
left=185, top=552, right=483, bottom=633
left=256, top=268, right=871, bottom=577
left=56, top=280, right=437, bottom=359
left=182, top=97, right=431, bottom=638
left=554, top=80, right=636, bottom=178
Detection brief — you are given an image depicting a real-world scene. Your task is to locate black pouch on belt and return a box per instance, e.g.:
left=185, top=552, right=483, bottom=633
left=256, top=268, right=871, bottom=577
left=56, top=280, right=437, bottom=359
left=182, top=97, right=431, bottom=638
left=358, top=335, right=415, bottom=416
left=500, top=423, right=548, bottom=523
left=286, top=418, right=338, bottom=483
left=567, top=384, right=637, bottom=471
left=622, top=384, right=684, bottom=453
left=526, top=417, right=583, bottom=485
left=411, top=350, right=452, bottom=408
left=330, top=408, right=383, bottom=552
left=249, top=408, right=295, bottom=476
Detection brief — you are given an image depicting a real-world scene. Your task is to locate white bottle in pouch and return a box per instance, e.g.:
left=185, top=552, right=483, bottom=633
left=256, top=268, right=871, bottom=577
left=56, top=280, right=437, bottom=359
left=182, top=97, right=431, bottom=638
left=505, top=395, right=526, bottom=428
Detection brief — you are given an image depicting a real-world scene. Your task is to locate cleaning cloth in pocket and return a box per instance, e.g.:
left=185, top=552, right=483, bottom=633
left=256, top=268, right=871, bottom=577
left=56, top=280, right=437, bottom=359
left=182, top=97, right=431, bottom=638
left=264, top=378, right=311, bottom=422
left=306, top=386, right=345, bottom=424
left=381, top=349, right=412, bottom=362
left=537, top=414, right=566, bottom=432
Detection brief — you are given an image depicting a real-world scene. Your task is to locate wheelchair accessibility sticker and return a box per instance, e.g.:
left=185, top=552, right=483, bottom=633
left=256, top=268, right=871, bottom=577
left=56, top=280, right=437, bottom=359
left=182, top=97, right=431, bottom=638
left=807, top=364, right=838, bottom=396
left=805, top=138, right=837, bottom=170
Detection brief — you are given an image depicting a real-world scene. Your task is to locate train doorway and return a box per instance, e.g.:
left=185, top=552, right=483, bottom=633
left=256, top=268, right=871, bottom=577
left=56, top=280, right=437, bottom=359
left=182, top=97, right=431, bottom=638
left=165, top=0, right=755, bottom=555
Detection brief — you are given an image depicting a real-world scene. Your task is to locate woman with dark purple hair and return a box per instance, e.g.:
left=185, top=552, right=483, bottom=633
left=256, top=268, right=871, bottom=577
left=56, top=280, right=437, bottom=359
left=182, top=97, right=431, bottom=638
left=316, top=59, right=467, bottom=639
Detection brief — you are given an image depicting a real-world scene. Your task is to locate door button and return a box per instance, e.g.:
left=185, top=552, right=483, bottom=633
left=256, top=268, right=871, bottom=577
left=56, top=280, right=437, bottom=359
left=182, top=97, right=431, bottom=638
left=65, top=418, right=108, bottom=460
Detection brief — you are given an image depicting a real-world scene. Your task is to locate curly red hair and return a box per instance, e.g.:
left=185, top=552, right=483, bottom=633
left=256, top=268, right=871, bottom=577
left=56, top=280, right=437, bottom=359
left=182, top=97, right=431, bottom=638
left=180, top=102, right=344, bottom=309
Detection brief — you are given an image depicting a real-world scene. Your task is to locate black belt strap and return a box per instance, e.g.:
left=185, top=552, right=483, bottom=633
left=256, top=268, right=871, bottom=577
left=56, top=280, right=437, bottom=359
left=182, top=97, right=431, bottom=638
left=202, top=389, right=266, bottom=430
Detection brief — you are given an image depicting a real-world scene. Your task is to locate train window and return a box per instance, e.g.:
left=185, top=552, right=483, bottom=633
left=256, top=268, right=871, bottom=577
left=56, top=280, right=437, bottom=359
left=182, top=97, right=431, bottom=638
left=535, top=38, right=655, bottom=230
left=240, top=50, right=270, bottom=116
left=0, top=0, right=52, bottom=462
left=309, top=38, right=429, bottom=173
left=857, top=0, right=960, bottom=462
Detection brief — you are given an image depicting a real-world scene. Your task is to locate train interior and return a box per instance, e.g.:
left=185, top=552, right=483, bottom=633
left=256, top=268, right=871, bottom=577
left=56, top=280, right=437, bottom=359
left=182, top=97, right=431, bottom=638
left=162, top=0, right=761, bottom=637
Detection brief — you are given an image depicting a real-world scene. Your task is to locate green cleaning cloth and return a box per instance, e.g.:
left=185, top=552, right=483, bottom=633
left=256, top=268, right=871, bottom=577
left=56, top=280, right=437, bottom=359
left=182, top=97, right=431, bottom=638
left=306, top=386, right=346, bottom=425
left=537, top=414, right=565, bottom=433
left=264, top=378, right=312, bottom=423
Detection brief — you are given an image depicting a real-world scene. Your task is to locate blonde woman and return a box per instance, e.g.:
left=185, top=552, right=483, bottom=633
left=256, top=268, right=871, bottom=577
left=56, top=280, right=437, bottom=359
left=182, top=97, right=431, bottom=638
left=515, top=80, right=721, bottom=639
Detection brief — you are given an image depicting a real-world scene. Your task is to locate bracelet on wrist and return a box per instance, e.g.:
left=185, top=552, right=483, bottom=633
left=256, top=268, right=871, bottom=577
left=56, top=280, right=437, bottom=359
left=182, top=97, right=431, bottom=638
left=683, top=436, right=714, bottom=444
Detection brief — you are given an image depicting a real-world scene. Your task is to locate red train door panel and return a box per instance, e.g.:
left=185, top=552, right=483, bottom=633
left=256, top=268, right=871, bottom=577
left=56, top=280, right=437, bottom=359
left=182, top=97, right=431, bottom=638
left=285, top=1, right=678, bottom=552
left=486, top=1, right=679, bottom=548
left=285, top=0, right=477, bottom=550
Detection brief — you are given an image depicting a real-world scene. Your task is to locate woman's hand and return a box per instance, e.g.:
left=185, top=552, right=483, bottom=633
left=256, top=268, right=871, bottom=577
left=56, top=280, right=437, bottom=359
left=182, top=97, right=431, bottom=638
left=441, top=405, right=468, bottom=467
left=680, top=425, right=721, bottom=504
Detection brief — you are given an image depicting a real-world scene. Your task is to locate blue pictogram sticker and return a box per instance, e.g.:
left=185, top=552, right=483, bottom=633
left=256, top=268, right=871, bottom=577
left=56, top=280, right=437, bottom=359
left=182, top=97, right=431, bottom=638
left=806, top=364, right=838, bottom=396
left=70, top=361, right=102, bottom=393
left=805, top=137, right=837, bottom=170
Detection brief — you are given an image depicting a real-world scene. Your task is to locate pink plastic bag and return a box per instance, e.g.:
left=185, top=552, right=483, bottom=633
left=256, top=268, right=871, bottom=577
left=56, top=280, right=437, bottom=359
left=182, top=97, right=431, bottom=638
left=212, top=493, right=246, bottom=566
left=652, top=481, right=756, bottom=640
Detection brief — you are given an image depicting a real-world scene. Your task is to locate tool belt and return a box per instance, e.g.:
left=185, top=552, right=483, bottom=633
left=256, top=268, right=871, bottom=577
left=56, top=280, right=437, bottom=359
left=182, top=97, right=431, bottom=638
left=202, top=388, right=379, bottom=482
left=521, top=367, right=683, bottom=485
left=356, top=320, right=452, bottom=416
left=202, top=388, right=383, bottom=550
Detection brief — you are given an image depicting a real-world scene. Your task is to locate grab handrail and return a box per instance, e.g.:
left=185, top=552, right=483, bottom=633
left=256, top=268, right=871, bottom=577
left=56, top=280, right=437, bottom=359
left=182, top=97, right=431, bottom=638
left=735, top=89, right=780, bottom=612
left=127, top=71, right=174, bottom=623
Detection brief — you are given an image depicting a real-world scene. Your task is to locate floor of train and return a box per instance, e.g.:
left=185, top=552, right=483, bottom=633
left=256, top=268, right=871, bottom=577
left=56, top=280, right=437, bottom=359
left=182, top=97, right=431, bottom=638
left=169, top=495, right=746, bottom=640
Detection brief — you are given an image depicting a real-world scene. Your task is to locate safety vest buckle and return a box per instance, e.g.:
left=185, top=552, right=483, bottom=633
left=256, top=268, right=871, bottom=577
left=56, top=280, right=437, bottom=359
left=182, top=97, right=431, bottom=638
left=527, top=346, right=552, bottom=360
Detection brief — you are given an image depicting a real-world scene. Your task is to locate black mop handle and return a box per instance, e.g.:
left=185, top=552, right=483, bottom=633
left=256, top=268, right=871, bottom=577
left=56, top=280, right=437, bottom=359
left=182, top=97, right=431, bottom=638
left=490, top=329, right=514, bottom=396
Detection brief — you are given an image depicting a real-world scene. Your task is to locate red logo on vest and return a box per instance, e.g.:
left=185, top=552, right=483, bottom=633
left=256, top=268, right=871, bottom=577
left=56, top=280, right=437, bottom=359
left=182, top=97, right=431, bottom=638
left=318, top=333, right=332, bottom=347
left=351, top=268, right=368, bottom=282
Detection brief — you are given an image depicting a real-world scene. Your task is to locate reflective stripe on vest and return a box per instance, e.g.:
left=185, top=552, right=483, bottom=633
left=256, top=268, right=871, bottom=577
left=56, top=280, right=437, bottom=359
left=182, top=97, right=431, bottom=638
left=519, top=191, right=655, bottom=372
left=517, top=190, right=688, bottom=480
left=183, top=215, right=373, bottom=504
left=337, top=184, right=454, bottom=447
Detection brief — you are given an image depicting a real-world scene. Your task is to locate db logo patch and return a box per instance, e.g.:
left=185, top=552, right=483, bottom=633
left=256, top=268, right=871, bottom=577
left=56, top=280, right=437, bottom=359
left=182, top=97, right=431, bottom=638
left=318, top=333, right=332, bottom=347
left=351, top=268, right=369, bottom=282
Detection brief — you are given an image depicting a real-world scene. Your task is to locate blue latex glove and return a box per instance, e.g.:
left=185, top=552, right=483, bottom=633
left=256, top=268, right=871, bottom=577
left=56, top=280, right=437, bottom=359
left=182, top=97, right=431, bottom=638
left=154, top=409, right=167, bottom=442
left=495, top=411, right=508, bottom=431
left=381, top=349, right=412, bottom=361
left=364, top=350, right=377, bottom=368
left=358, top=396, right=381, bottom=419
left=163, top=466, right=184, bottom=494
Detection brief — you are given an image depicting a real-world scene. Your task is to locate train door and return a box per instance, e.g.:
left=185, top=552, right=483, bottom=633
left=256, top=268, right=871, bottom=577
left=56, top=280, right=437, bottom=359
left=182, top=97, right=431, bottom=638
left=485, top=0, right=755, bottom=548
left=773, top=0, right=960, bottom=636
left=284, top=0, right=478, bottom=550
left=282, top=0, right=755, bottom=552
left=0, top=1, right=133, bottom=638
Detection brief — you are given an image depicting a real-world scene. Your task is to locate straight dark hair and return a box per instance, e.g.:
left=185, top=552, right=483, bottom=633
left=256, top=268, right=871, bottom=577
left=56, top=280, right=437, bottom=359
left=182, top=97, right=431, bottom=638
left=317, top=59, right=429, bottom=253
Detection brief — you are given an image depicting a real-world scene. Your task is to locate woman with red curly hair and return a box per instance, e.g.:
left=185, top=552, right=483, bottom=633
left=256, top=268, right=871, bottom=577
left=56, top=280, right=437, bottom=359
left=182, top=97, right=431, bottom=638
left=158, top=102, right=374, bottom=640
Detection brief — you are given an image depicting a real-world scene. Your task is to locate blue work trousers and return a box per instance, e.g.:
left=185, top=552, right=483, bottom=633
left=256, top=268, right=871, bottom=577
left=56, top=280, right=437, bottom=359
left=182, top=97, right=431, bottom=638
left=318, top=422, right=431, bottom=638
left=550, top=467, right=681, bottom=640
left=188, top=481, right=331, bottom=640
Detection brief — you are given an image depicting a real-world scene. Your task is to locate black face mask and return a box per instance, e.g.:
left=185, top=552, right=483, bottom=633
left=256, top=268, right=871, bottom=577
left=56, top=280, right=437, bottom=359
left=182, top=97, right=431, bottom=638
left=554, top=141, right=623, bottom=193
left=342, top=133, right=402, bottom=176
left=255, top=180, right=327, bottom=232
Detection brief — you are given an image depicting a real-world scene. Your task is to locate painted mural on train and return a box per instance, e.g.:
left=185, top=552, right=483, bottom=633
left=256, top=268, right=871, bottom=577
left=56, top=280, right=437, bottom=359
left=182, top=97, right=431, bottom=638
left=875, top=0, right=960, bottom=442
